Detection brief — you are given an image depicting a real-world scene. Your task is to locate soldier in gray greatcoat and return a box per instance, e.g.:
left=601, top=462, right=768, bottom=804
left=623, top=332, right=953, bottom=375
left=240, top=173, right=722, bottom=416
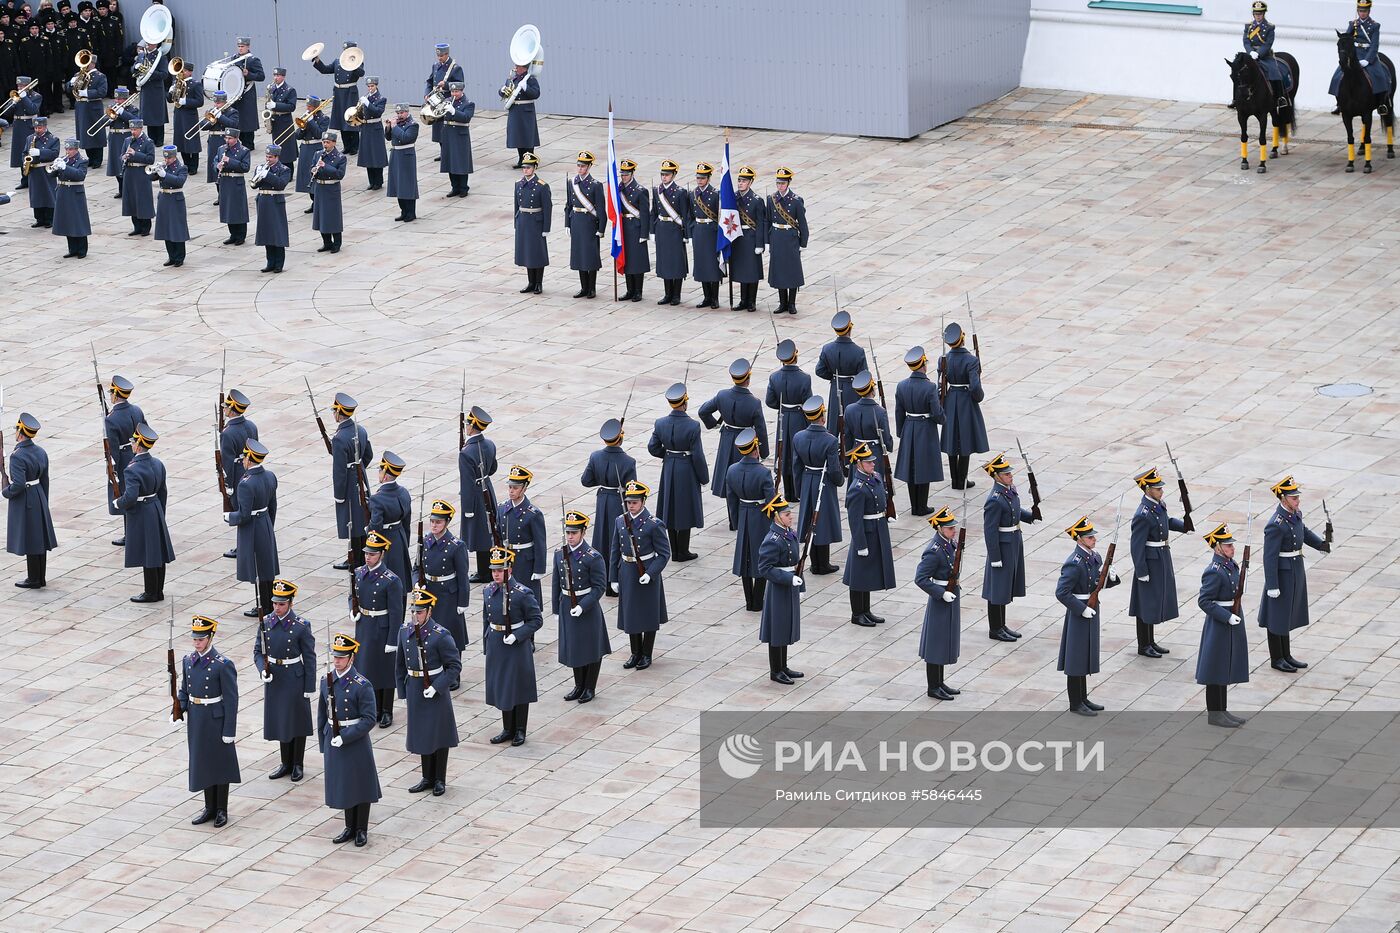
left=385, top=104, right=419, bottom=221
left=647, top=383, right=709, bottom=561
left=700, top=358, right=770, bottom=503
left=102, top=88, right=135, bottom=195
left=581, top=418, right=636, bottom=593
left=765, top=167, right=808, bottom=314
left=252, top=580, right=316, bottom=781
left=200, top=90, right=239, bottom=186
left=1056, top=516, right=1120, bottom=716
left=103, top=374, right=143, bottom=546
left=514, top=153, right=551, bottom=294
left=939, top=323, right=989, bottom=490
left=792, top=395, right=844, bottom=576
left=113, top=421, right=175, bottom=603
left=9, top=77, right=41, bottom=187
left=425, top=44, right=463, bottom=150
left=214, top=127, right=250, bottom=245
left=329, top=392, right=373, bottom=568
left=177, top=615, right=240, bottom=828
left=367, top=451, right=412, bottom=597
left=765, top=339, right=812, bottom=501
left=618, top=159, right=651, bottom=301
left=229, top=37, right=264, bottom=151
left=553, top=510, right=611, bottom=703
left=218, top=389, right=258, bottom=560
left=500, top=62, right=540, bottom=166
left=439, top=83, right=474, bottom=198
left=24, top=117, right=60, bottom=228
left=757, top=495, right=804, bottom=685
left=264, top=69, right=297, bottom=167
left=294, top=97, right=329, bottom=210
left=51, top=137, right=91, bottom=258
left=815, top=311, right=867, bottom=436
left=252, top=145, right=292, bottom=273
left=1129, top=467, right=1191, bottom=659
left=310, top=42, right=364, bottom=156
left=225, top=438, right=278, bottom=619
left=843, top=371, right=894, bottom=503
left=894, top=346, right=944, bottom=515
left=4, top=413, right=57, bottom=588
left=311, top=131, right=346, bottom=253
left=420, top=499, right=470, bottom=671
left=482, top=546, right=543, bottom=746
left=565, top=149, right=605, bottom=298
left=318, top=633, right=381, bottom=847
left=352, top=531, right=405, bottom=729
left=1259, top=474, right=1331, bottom=673
left=730, top=166, right=767, bottom=310
left=650, top=158, right=689, bottom=306
left=688, top=161, right=724, bottom=308
left=68, top=60, right=108, bottom=167
left=458, top=406, right=498, bottom=582
left=727, top=429, right=776, bottom=612
left=609, top=481, right=671, bottom=670
left=396, top=589, right=462, bottom=795
left=119, top=117, right=154, bottom=235
left=497, top=464, right=547, bottom=606
left=915, top=506, right=962, bottom=700
left=844, top=443, right=895, bottom=627
left=355, top=76, right=388, bottom=189
left=170, top=61, right=203, bottom=173
left=1197, top=523, right=1249, bottom=727
left=152, top=145, right=189, bottom=267
left=981, top=452, right=1040, bottom=642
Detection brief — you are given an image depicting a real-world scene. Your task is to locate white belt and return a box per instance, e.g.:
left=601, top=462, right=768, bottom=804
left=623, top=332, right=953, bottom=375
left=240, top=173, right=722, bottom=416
left=335, top=82, right=357, bottom=88
left=392, top=143, right=415, bottom=149
left=250, top=507, right=268, bottom=515
left=189, top=695, right=221, bottom=705
left=621, top=552, right=656, bottom=562
left=14, top=115, right=32, bottom=121
left=382, top=520, right=401, bottom=528
left=506, top=541, right=533, bottom=549
left=334, top=717, right=362, bottom=726
left=665, top=449, right=690, bottom=456
left=862, top=513, right=885, bottom=521
left=931, top=579, right=949, bottom=587
left=947, top=383, right=969, bottom=389
left=657, top=216, right=680, bottom=223
left=360, top=608, right=388, bottom=617
left=781, top=403, right=802, bottom=409
left=739, top=498, right=765, bottom=505
left=694, top=218, right=714, bottom=224
left=407, top=666, right=444, bottom=677
left=204, top=128, right=225, bottom=134
left=426, top=573, right=455, bottom=583
left=773, top=223, right=794, bottom=229
left=26, top=479, right=40, bottom=486
left=256, top=190, right=282, bottom=196
left=856, top=438, right=879, bottom=446
left=906, top=413, right=930, bottom=419
left=491, top=621, right=525, bottom=631
left=804, top=465, right=825, bottom=471
left=1214, top=600, right=1234, bottom=606
left=119, top=442, right=133, bottom=449
left=314, top=179, right=340, bottom=184
left=519, top=207, right=542, bottom=213
left=1146, top=540, right=1167, bottom=548
left=722, top=422, right=749, bottom=431
left=776, top=566, right=797, bottom=573
left=1279, top=550, right=1302, bottom=558
left=268, top=656, right=302, bottom=665
left=597, top=485, right=619, bottom=491
left=57, top=180, right=84, bottom=187
left=998, top=525, right=1020, bottom=533
left=111, top=129, right=131, bottom=135
left=565, top=588, right=592, bottom=597
left=161, top=189, right=184, bottom=195
left=1072, top=593, right=1091, bottom=600
left=218, top=171, right=244, bottom=177
left=137, top=493, right=156, bottom=501
left=444, top=120, right=470, bottom=126
left=361, top=119, right=382, bottom=125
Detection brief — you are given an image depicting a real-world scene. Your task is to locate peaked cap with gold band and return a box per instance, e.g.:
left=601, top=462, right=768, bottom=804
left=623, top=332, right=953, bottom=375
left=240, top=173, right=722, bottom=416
left=365, top=530, right=392, bottom=551
left=506, top=464, right=533, bottom=485
left=429, top=499, right=456, bottom=519
left=564, top=510, right=589, bottom=528
left=110, top=375, right=135, bottom=398
left=16, top=413, right=39, bottom=438
left=271, top=579, right=298, bottom=600
left=379, top=450, right=405, bottom=477
left=408, top=588, right=438, bottom=609
left=243, top=439, right=268, bottom=463
left=802, top=395, right=825, bottom=421
left=982, top=452, right=1012, bottom=476
left=623, top=479, right=650, bottom=499
left=191, top=615, right=218, bottom=636
left=331, top=392, right=357, bottom=415
left=735, top=428, right=760, bottom=456
left=1270, top=475, right=1300, bottom=498
left=224, top=388, right=250, bottom=413
left=489, top=545, right=516, bottom=567
left=1203, top=523, right=1234, bottom=547
left=761, top=493, right=791, bottom=519
left=331, top=632, right=359, bottom=656
left=928, top=506, right=958, bottom=528
left=1135, top=467, right=1164, bottom=489
left=1066, top=516, right=1096, bottom=539
left=847, top=442, right=875, bottom=464
left=466, top=405, right=492, bottom=430
left=132, top=422, right=158, bottom=448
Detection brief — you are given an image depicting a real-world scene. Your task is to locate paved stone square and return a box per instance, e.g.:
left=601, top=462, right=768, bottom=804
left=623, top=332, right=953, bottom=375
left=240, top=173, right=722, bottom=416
left=0, top=89, right=1397, bottom=932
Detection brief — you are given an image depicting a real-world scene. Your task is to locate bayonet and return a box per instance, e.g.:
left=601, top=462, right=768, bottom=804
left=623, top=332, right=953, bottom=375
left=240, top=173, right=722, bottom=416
left=965, top=292, right=981, bottom=359
left=304, top=376, right=333, bottom=454
left=1322, top=498, right=1334, bottom=546
left=620, top=377, right=636, bottom=428
left=91, top=341, right=109, bottom=417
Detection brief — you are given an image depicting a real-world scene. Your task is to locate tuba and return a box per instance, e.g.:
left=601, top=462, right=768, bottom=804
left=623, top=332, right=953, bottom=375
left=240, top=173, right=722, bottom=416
left=501, top=25, right=543, bottom=109
left=344, top=100, right=367, bottom=127
left=421, top=88, right=452, bottom=124
left=71, top=50, right=96, bottom=91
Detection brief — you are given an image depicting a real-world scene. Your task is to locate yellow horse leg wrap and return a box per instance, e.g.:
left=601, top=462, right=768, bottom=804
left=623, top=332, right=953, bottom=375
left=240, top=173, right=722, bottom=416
left=1240, top=141, right=1249, bottom=159
left=1272, top=126, right=1279, bottom=148
left=1349, top=143, right=1357, bottom=162
left=1390, top=125, right=1395, bottom=146
left=1366, top=142, right=1374, bottom=161
left=1260, top=144, right=1268, bottom=163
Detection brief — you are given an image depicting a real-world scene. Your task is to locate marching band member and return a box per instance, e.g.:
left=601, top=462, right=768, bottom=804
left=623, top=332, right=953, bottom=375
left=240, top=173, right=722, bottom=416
left=51, top=136, right=90, bottom=258
left=252, top=143, right=292, bottom=273
left=425, top=43, right=462, bottom=159
left=119, top=116, right=154, bottom=236
left=170, top=60, right=203, bottom=174
left=294, top=95, right=330, bottom=214
left=386, top=103, right=419, bottom=222
left=231, top=37, right=264, bottom=151
left=312, top=130, right=346, bottom=253
left=440, top=82, right=474, bottom=198
left=68, top=52, right=107, bottom=168
left=265, top=68, right=298, bottom=169
left=311, top=41, right=364, bottom=156
left=202, top=89, right=239, bottom=191
left=103, top=85, right=135, bottom=198
left=9, top=77, right=41, bottom=190
left=355, top=75, right=387, bottom=190
left=152, top=143, right=189, bottom=267
left=500, top=56, right=540, bottom=168
left=133, top=43, right=170, bottom=146
left=25, top=116, right=59, bottom=228
left=214, top=125, right=250, bottom=245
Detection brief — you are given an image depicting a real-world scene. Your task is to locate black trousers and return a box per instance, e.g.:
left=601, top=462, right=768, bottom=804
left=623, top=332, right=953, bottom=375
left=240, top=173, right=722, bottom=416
left=623, top=273, right=645, bottom=299
left=571, top=660, right=603, bottom=691
left=130, top=216, right=151, bottom=235
left=849, top=589, right=870, bottom=617
left=32, top=207, right=53, bottom=227
left=343, top=130, right=360, bottom=156
left=988, top=602, right=1006, bottom=634
left=343, top=801, right=370, bottom=831
left=448, top=173, right=469, bottom=194
left=627, top=631, right=657, bottom=659
left=143, top=565, right=166, bottom=597
left=908, top=483, right=930, bottom=515
left=926, top=663, right=946, bottom=692
left=85, top=146, right=102, bottom=167
left=201, top=783, right=230, bottom=812
left=1066, top=674, right=1088, bottom=708
left=24, top=554, right=46, bottom=585
left=736, top=281, right=759, bottom=310
left=741, top=575, right=767, bottom=611
left=320, top=232, right=342, bottom=251
left=397, top=198, right=416, bottom=220
left=501, top=702, right=530, bottom=735
left=148, top=126, right=165, bottom=146
left=375, top=688, right=394, bottom=717
left=165, top=241, right=186, bottom=264
left=576, top=270, right=599, bottom=297
left=65, top=236, right=88, bottom=257
left=948, top=455, right=972, bottom=489
left=279, top=736, right=308, bottom=767
left=227, top=223, right=247, bottom=243
left=239, top=130, right=255, bottom=151
left=420, top=748, right=449, bottom=782
left=264, top=245, right=285, bottom=270
left=1205, top=684, right=1228, bottom=711
left=254, top=578, right=274, bottom=619
left=181, top=152, right=199, bottom=173
left=366, top=167, right=383, bottom=189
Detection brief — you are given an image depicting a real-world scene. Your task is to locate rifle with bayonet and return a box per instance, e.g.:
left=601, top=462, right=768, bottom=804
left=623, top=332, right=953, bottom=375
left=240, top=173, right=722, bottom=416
left=480, top=471, right=502, bottom=547
left=217, top=348, right=227, bottom=433
left=947, top=486, right=968, bottom=594
left=303, top=376, right=333, bottom=455
left=326, top=616, right=341, bottom=739
left=0, top=385, right=9, bottom=488
left=350, top=415, right=370, bottom=523
left=167, top=603, right=183, bottom=721
left=1322, top=499, right=1333, bottom=547
left=346, top=513, right=361, bottom=618
left=1015, top=437, right=1043, bottom=522
left=91, top=342, right=110, bottom=418
left=1231, top=490, right=1255, bottom=618
left=213, top=427, right=233, bottom=512
left=768, top=315, right=787, bottom=498
left=458, top=368, right=467, bottom=450
left=1165, top=442, right=1194, bottom=533
left=867, top=340, right=897, bottom=519
left=795, top=491, right=818, bottom=577
left=1087, top=491, right=1127, bottom=611
left=416, top=473, right=427, bottom=587
left=615, top=464, right=646, bottom=578
left=937, top=311, right=949, bottom=406
left=965, top=293, right=981, bottom=360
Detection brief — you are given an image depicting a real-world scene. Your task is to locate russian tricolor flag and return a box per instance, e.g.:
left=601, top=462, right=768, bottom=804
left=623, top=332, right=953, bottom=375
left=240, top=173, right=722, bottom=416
left=605, top=103, right=626, bottom=274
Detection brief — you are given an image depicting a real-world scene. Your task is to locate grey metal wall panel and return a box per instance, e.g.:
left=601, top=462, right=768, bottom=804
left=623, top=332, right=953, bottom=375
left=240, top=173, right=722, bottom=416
left=151, top=0, right=1026, bottom=139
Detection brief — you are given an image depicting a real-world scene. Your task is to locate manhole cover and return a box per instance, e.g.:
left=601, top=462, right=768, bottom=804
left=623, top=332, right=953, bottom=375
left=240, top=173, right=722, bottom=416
left=1316, top=383, right=1373, bottom=398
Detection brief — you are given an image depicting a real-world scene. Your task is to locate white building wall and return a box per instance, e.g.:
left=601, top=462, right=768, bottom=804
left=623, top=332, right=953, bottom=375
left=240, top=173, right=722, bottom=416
left=1023, top=0, right=1365, bottom=110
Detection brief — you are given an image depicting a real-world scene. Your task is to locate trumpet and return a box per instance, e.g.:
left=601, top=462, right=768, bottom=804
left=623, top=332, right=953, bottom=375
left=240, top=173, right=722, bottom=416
left=144, top=162, right=162, bottom=176
left=272, top=98, right=329, bottom=148
left=44, top=157, right=66, bottom=175
left=249, top=162, right=268, bottom=186
left=185, top=100, right=231, bottom=140
left=167, top=58, right=188, bottom=104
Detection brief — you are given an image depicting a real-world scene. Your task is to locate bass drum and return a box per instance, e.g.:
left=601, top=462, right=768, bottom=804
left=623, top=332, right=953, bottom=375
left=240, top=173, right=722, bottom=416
left=202, top=59, right=246, bottom=104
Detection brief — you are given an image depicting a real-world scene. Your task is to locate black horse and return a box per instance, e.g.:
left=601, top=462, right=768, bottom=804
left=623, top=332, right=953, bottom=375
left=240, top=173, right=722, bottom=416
left=1227, top=51, right=1299, bottom=174
left=1334, top=30, right=1396, bottom=173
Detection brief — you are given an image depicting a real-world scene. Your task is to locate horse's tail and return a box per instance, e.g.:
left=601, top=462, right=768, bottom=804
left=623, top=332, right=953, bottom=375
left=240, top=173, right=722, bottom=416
left=1278, top=52, right=1301, bottom=133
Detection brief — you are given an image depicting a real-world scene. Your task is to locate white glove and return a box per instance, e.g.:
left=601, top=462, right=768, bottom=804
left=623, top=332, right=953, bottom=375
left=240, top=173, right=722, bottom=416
left=331, top=735, right=343, bottom=747
left=261, top=671, right=273, bottom=683
left=457, top=607, right=467, bottom=615
left=1250, top=51, right=1259, bottom=60
left=55, top=159, right=66, bottom=171
left=221, top=736, right=234, bottom=745
left=533, top=572, right=545, bottom=581
left=303, top=692, right=315, bottom=699
left=569, top=605, right=582, bottom=617
left=17, top=89, right=26, bottom=98
left=351, top=612, right=361, bottom=624
left=223, top=512, right=233, bottom=522
left=1137, top=575, right=1149, bottom=583
left=941, top=590, right=956, bottom=603
left=1267, top=588, right=1280, bottom=598
left=170, top=714, right=179, bottom=724
left=1081, top=607, right=1096, bottom=619
left=156, top=165, right=166, bottom=178
left=28, top=147, right=38, bottom=157
left=384, top=644, right=396, bottom=653
left=608, top=584, right=618, bottom=596
left=1361, top=59, right=1370, bottom=67
left=77, top=89, right=87, bottom=98
left=503, top=633, right=517, bottom=645
left=423, top=685, right=436, bottom=699
left=638, top=573, right=651, bottom=585
left=1109, top=573, right=1119, bottom=585
left=791, top=576, right=804, bottom=588
left=857, top=549, right=868, bottom=557
left=991, top=561, right=1003, bottom=568
left=1229, top=614, right=1242, bottom=626
left=755, top=246, right=763, bottom=254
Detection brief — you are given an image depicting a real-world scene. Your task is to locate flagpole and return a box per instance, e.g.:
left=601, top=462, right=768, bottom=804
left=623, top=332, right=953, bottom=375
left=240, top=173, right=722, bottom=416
left=725, top=129, right=733, bottom=310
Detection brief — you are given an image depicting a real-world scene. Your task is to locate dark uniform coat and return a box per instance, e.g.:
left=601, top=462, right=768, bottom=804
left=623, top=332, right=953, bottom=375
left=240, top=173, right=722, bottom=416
left=758, top=523, right=803, bottom=647
left=439, top=96, right=474, bottom=174
left=1257, top=504, right=1327, bottom=635
left=203, top=109, right=238, bottom=184
left=214, top=140, right=250, bottom=224
left=580, top=446, right=636, bottom=584
left=793, top=423, right=844, bottom=546
left=458, top=434, right=498, bottom=551
left=894, top=371, right=945, bottom=483
left=497, top=496, right=547, bottom=604
left=352, top=563, right=405, bottom=689
left=982, top=483, right=1033, bottom=605
left=1128, top=495, right=1185, bottom=625
left=552, top=542, right=612, bottom=667
left=766, top=364, right=812, bottom=493
left=727, top=458, right=776, bottom=577
left=311, top=147, right=346, bottom=233
left=843, top=397, right=894, bottom=477
left=8, top=90, right=40, bottom=169
left=331, top=418, right=372, bottom=540
left=843, top=470, right=895, bottom=592
left=425, top=59, right=463, bottom=144
left=226, top=463, right=279, bottom=583
left=939, top=347, right=989, bottom=456
left=565, top=173, right=605, bottom=271
left=729, top=188, right=766, bottom=284
left=355, top=91, right=387, bottom=168
left=104, top=398, right=144, bottom=515
left=136, top=61, right=172, bottom=129
left=179, top=647, right=241, bottom=791
left=513, top=175, right=550, bottom=267
left=688, top=182, right=723, bottom=282
left=915, top=534, right=961, bottom=665
left=68, top=67, right=107, bottom=144
left=619, top=178, right=651, bottom=274
left=422, top=530, right=470, bottom=649
left=265, top=80, right=297, bottom=164
left=368, top=481, right=412, bottom=594
left=1056, top=546, right=1105, bottom=677
left=395, top=620, right=461, bottom=755
left=171, top=77, right=203, bottom=155
left=114, top=450, right=175, bottom=569
left=310, top=55, right=364, bottom=135
left=1330, top=18, right=1392, bottom=95
left=51, top=151, right=90, bottom=237
left=317, top=667, right=381, bottom=809
left=103, top=103, right=135, bottom=177
left=294, top=112, right=329, bottom=192
left=386, top=118, right=418, bottom=199
left=252, top=608, right=315, bottom=742
left=1196, top=555, right=1248, bottom=685
left=815, top=336, right=866, bottom=433
left=120, top=134, right=155, bottom=219
left=4, top=438, right=57, bottom=556
left=650, top=181, right=689, bottom=279
left=700, top=386, right=769, bottom=500
left=502, top=73, right=539, bottom=149
left=648, top=410, right=709, bottom=531
left=154, top=159, right=190, bottom=241
left=482, top=578, right=543, bottom=710
left=25, top=130, right=60, bottom=211
left=610, top=507, right=671, bottom=634
left=252, top=161, right=291, bottom=247
left=765, top=188, right=807, bottom=288
left=233, top=55, right=264, bottom=138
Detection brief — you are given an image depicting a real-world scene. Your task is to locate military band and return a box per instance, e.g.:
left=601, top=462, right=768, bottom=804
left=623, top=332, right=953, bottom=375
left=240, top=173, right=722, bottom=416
left=386, top=103, right=419, bottom=221
left=566, top=150, right=604, bottom=298
left=311, top=42, right=364, bottom=157
left=201, top=90, right=238, bottom=187
left=1056, top=516, right=1119, bottom=715
left=458, top=405, right=499, bottom=582
left=101, top=86, right=133, bottom=197
left=727, top=428, right=776, bottom=612
left=25, top=116, right=58, bottom=228
left=617, top=159, right=650, bottom=301
left=651, top=159, right=689, bottom=306
left=51, top=136, right=89, bottom=257
left=264, top=69, right=297, bottom=166
left=67, top=53, right=106, bottom=167
left=794, top=395, right=844, bottom=576
left=648, top=383, right=708, bottom=562
left=179, top=615, right=240, bottom=828
left=318, top=633, right=381, bottom=846
left=252, top=580, right=315, bottom=781
left=214, top=126, right=249, bottom=245
left=844, top=443, right=895, bottom=627
left=252, top=143, right=291, bottom=272
left=894, top=346, right=944, bottom=515
left=113, top=421, right=175, bottom=602
left=311, top=130, right=346, bottom=253
left=482, top=545, right=542, bottom=746
left=420, top=499, right=470, bottom=668
left=170, top=60, right=203, bottom=173
left=497, top=465, right=547, bottom=605
left=9, top=77, right=41, bottom=189
left=757, top=495, right=804, bottom=684
left=1259, top=474, right=1329, bottom=672
left=1197, top=524, right=1249, bottom=727
left=355, top=76, right=388, bottom=189
left=438, top=83, right=474, bottom=198
left=225, top=437, right=279, bottom=620
left=500, top=58, right=540, bottom=167
left=514, top=153, right=550, bottom=293
left=294, top=95, right=329, bottom=212
left=553, top=510, right=611, bottom=702
left=353, top=531, right=405, bottom=728
left=610, top=481, right=671, bottom=669
left=425, top=43, right=464, bottom=152
left=915, top=507, right=962, bottom=700
left=396, top=589, right=461, bottom=794
left=4, top=412, right=57, bottom=589
left=580, top=418, right=636, bottom=593
left=152, top=143, right=187, bottom=265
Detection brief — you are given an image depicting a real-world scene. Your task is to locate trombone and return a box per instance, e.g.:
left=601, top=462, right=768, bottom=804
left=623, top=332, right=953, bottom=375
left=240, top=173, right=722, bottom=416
left=0, top=77, right=40, bottom=119
left=184, top=100, right=232, bottom=140
left=272, top=97, right=329, bottom=148
left=89, top=95, right=139, bottom=136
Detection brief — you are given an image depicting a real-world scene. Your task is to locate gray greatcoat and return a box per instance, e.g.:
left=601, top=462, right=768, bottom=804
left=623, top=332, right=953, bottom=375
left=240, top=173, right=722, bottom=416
left=179, top=648, right=241, bottom=791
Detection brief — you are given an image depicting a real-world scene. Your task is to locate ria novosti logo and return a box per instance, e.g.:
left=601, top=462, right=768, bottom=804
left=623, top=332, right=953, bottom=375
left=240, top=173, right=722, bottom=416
left=717, top=733, right=764, bottom=779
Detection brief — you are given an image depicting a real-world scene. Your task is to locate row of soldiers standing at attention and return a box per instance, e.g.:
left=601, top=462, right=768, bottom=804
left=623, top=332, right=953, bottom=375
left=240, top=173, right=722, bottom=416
left=3, top=318, right=1337, bottom=838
